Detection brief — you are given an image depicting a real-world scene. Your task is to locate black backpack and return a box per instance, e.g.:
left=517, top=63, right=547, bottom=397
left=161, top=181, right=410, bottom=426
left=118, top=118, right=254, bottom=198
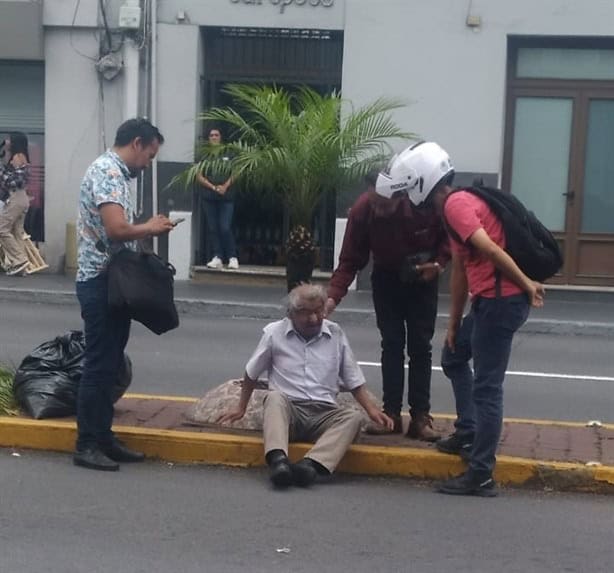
left=445, top=186, right=563, bottom=282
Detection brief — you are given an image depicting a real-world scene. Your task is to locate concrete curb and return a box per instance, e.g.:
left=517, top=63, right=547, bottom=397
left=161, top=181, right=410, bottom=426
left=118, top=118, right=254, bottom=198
left=1, top=286, right=613, bottom=336
left=2, top=415, right=613, bottom=494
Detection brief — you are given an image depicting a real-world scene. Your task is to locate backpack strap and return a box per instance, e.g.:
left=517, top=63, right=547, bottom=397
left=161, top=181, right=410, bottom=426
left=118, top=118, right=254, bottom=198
left=441, top=188, right=465, bottom=246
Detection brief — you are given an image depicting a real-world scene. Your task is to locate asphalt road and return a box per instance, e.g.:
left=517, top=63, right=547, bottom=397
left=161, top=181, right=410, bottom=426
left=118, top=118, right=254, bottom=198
left=0, top=300, right=613, bottom=423
left=1, top=450, right=612, bottom=573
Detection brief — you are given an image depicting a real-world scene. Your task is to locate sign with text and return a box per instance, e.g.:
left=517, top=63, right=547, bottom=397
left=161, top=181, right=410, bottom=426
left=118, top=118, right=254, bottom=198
left=230, top=0, right=335, bottom=14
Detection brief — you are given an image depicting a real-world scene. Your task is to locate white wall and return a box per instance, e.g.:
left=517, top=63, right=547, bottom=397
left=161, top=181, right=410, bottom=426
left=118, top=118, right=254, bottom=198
left=342, top=0, right=614, bottom=175
left=43, top=0, right=99, bottom=27
left=39, top=0, right=614, bottom=271
left=44, top=28, right=124, bottom=270
left=156, top=23, right=201, bottom=163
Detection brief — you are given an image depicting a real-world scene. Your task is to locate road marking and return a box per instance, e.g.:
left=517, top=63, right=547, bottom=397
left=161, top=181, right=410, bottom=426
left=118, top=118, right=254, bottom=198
left=356, top=361, right=614, bottom=383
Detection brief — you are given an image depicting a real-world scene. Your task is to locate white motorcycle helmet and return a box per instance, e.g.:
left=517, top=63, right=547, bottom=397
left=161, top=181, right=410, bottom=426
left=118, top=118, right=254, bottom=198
left=375, top=141, right=454, bottom=207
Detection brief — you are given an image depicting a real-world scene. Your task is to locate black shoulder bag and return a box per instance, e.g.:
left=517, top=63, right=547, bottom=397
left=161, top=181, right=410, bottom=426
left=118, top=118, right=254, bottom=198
left=106, top=247, right=180, bottom=335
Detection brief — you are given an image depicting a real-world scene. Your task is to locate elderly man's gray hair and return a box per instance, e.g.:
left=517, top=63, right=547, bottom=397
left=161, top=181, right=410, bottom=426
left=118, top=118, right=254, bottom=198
left=286, top=284, right=328, bottom=314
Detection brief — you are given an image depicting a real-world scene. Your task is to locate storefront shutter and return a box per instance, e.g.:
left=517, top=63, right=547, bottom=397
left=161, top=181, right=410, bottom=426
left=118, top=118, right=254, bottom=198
left=0, top=63, right=44, bottom=132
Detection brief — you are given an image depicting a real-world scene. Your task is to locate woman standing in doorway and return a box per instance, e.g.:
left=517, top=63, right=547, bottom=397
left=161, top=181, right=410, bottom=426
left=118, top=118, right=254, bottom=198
left=197, top=127, right=239, bottom=269
left=0, top=132, right=31, bottom=276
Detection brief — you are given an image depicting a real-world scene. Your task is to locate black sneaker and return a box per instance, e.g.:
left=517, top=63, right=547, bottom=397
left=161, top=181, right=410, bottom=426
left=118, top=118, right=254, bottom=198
left=436, top=433, right=473, bottom=461
left=437, top=472, right=498, bottom=497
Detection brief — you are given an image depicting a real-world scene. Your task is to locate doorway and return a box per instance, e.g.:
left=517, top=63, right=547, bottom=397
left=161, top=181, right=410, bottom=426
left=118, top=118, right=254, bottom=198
left=503, top=41, right=614, bottom=285
left=197, top=26, right=343, bottom=269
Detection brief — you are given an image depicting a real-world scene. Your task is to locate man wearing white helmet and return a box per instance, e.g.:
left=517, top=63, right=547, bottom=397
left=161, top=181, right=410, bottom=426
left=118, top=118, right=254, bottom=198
left=374, top=141, right=455, bottom=209
left=398, top=141, right=545, bottom=497
left=325, top=153, right=450, bottom=441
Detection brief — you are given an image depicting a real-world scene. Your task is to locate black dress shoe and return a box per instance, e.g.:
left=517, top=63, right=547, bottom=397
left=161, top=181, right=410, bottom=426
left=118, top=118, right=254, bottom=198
left=266, top=449, right=292, bottom=488
left=101, top=440, right=146, bottom=463
left=73, top=448, right=120, bottom=472
left=290, top=459, right=318, bottom=487
left=270, top=460, right=293, bottom=488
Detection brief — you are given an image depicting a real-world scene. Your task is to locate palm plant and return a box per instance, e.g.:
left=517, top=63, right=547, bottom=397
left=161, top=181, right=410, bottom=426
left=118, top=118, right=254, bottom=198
left=178, top=84, right=413, bottom=289
left=0, top=363, right=18, bottom=416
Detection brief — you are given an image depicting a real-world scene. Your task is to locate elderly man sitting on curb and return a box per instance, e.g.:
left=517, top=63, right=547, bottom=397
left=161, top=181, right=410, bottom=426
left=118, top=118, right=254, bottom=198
left=218, top=283, right=393, bottom=488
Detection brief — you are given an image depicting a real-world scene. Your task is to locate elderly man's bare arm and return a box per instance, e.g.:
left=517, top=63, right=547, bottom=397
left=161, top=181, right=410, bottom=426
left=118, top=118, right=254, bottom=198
left=217, top=374, right=257, bottom=425
left=351, top=385, right=393, bottom=430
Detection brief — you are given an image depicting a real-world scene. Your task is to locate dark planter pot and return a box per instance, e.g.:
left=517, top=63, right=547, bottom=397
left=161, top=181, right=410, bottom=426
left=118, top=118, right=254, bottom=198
left=286, top=252, right=315, bottom=292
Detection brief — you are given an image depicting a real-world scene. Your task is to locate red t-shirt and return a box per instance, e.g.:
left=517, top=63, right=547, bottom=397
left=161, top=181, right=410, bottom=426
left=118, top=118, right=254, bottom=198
left=444, top=191, right=523, bottom=298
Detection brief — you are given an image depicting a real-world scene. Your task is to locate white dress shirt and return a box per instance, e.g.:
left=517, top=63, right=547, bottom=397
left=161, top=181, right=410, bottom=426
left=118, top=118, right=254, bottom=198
left=245, top=318, right=366, bottom=404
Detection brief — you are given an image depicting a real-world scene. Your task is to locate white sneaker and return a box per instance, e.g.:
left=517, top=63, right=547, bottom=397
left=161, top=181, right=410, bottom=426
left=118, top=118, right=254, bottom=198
left=206, top=256, right=223, bottom=269
left=227, top=257, right=239, bottom=270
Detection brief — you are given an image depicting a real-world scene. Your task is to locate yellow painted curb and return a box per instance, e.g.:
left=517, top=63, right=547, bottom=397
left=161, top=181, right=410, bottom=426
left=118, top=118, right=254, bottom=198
left=1, top=416, right=613, bottom=493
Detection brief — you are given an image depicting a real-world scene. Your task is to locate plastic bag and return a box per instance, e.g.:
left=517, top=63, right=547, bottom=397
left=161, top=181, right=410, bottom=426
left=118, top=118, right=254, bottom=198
left=13, top=330, right=132, bottom=419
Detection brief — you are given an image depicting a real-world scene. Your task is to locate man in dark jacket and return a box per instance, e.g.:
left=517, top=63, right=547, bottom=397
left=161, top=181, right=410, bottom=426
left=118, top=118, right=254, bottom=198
left=325, top=167, right=449, bottom=441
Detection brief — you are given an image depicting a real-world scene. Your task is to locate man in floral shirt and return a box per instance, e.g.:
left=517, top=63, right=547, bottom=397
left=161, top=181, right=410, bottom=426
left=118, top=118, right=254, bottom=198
left=75, top=118, right=174, bottom=471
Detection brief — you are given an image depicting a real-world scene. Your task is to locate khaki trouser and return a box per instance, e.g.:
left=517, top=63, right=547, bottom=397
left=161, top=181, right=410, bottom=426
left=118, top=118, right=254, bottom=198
left=0, top=189, right=29, bottom=268
left=263, top=390, right=363, bottom=473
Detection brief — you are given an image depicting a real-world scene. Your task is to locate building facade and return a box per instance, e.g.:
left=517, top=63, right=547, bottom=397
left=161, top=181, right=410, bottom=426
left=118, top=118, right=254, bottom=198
left=2, top=0, right=614, bottom=285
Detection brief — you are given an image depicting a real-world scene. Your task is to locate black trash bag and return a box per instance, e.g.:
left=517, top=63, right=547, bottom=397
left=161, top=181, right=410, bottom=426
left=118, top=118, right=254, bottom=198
left=13, top=330, right=132, bottom=419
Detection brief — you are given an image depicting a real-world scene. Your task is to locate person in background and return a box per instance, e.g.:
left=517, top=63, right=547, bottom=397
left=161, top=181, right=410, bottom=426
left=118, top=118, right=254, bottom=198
left=218, top=284, right=392, bottom=489
left=197, top=127, right=239, bottom=270
left=74, top=118, right=174, bottom=471
left=0, top=132, right=31, bottom=276
left=325, top=167, right=449, bottom=441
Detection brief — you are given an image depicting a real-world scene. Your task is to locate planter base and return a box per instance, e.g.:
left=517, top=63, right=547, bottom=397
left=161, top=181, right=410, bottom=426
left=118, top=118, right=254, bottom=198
left=286, top=254, right=315, bottom=292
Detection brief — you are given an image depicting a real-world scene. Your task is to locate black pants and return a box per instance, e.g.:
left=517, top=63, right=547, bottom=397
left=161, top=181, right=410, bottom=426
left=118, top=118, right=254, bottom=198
left=371, top=268, right=439, bottom=417
left=76, top=275, right=131, bottom=450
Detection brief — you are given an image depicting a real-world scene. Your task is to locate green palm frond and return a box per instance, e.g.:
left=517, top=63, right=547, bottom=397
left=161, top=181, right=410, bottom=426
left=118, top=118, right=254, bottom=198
left=172, top=84, right=414, bottom=229
left=0, top=364, right=18, bottom=416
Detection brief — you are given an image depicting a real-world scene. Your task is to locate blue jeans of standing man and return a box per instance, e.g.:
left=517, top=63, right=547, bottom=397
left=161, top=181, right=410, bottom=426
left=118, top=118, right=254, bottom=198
left=441, top=294, right=529, bottom=478
left=204, top=200, right=236, bottom=262
left=76, top=274, right=131, bottom=451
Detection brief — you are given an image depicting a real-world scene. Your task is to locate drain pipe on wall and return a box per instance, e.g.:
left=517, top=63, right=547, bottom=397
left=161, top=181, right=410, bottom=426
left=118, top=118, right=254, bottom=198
left=123, top=36, right=140, bottom=212
left=150, top=0, right=159, bottom=253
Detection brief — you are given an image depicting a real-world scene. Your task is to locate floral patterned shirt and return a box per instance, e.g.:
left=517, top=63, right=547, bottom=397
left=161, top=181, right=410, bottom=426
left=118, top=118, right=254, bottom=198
left=77, top=150, right=136, bottom=282
left=0, top=161, right=30, bottom=193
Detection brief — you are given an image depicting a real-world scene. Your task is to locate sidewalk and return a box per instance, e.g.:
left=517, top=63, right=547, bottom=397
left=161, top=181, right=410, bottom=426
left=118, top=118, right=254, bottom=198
left=2, top=271, right=614, bottom=335
left=1, top=394, right=613, bottom=493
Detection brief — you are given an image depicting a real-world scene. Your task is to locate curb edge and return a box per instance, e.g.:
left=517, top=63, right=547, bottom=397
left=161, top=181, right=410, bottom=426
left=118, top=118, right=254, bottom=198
left=2, top=417, right=613, bottom=494
left=1, top=287, right=613, bottom=335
